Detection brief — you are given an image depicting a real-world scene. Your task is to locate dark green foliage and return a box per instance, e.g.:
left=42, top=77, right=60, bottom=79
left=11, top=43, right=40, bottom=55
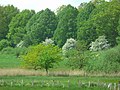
left=7, top=9, right=35, bottom=46
left=77, top=2, right=96, bottom=46
left=0, top=39, right=10, bottom=51
left=25, top=8, right=57, bottom=45
left=0, top=5, right=19, bottom=40
left=54, top=5, right=78, bottom=47
left=116, top=17, right=120, bottom=44
left=89, top=0, right=120, bottom=46
left=77, top=20, right=97, bottom=47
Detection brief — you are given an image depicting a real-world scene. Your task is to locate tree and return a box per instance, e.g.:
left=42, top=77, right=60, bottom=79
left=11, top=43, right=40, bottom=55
left=0, top=5, right=19, bottom=40
left=77, top=2, right=96, bottom=48
left=7, top=9, right=35, bottom=46
left=25, top=8, right=57, bottom=45
left=116, top=16, right=120, bottom=44
left=89, top=35, right=110, bottom=51
left=89, top=0, right=120, bottom=46
left=23, top=44, right=62, bottom=74
left=54, top=5, right=78, bottom=47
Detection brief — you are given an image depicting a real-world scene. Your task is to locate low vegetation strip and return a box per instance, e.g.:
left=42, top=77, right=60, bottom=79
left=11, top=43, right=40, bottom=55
left=0, top=76, right=120, bottom=90
left=0, top=69, right=120, bottom=76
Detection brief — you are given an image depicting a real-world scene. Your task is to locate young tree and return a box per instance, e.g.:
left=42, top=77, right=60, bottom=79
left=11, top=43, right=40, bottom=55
left=23, top=44, right=62, bottom=74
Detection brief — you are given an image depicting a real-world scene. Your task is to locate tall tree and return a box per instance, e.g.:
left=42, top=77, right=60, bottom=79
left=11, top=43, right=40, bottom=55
left=54, top=5, right=78, bottom=47
left=7, top=9, right=35, bottom=46
left=77, top=2, right=96, bottom=46
left=90, top=0, right=120, bottom=46
left=25, top=8, right=57, bottom=45
left=0, top=5, right=19, bottom=40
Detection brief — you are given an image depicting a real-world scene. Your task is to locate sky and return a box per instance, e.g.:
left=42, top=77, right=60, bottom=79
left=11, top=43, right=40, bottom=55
left=0, top=0, right=90, bottom=12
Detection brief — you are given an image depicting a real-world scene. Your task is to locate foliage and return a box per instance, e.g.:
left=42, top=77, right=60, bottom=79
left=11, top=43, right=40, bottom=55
left=22, top=44, right=62, bottom=74
left=0, top=5, right=19, bottom=40
left=0, top=39, right=10, bottom=51
left=62, top=38, right=76, bottom=55
left=89, top=0, right=120, bottom=46
left=42, top=38, right=54, bottom=45
left=85, top=45, right=120, bottom=73
left=54, top=5, right=78, bottom=47
left=25, top=8, right=57, bottom=45
left=65, top=49, right=88, bottom=69
left=89, top=35, right=110, bottom=51
left=1, top=47, right=27, bottom=57
left=7, top=9, right=35, bottom=46
left=77, top=2, right=96, bottom=47
left=116, top=17, right=120, bottom=44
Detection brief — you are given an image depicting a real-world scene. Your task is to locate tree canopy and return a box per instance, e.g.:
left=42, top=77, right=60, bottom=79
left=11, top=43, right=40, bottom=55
left=54, top=5, right=78, bottom=47
left=7, top=9, right=35, bottom=46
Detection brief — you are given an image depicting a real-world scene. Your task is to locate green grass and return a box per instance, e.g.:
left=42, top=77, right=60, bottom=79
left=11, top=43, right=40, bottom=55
left=0, top=54, right=21, bottom=68
left=0, top=76, right=119, bottom=90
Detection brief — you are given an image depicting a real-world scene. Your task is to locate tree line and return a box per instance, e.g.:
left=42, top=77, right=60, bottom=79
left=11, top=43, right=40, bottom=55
left=0, top=0, right=120, bottom=49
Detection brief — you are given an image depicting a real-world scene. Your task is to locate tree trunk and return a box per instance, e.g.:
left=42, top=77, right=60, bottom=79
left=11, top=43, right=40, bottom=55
left=45, top=68, right=49, bottom=76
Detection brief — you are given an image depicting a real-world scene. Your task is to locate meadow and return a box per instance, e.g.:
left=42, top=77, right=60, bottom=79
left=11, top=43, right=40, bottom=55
left=0, top=54, right=120, bottom=90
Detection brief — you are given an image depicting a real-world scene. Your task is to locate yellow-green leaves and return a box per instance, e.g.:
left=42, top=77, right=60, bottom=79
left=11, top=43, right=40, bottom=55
left=22, top=44, right=62, bottom=73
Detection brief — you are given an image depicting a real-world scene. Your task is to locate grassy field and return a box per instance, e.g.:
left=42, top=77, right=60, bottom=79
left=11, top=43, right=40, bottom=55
left=0, top=76, right=119, bottom=90
left=0, top=54, right=21, bottom=68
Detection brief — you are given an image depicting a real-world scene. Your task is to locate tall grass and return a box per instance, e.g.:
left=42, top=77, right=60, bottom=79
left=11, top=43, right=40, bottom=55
left=0, top=54, right=21, bottom=68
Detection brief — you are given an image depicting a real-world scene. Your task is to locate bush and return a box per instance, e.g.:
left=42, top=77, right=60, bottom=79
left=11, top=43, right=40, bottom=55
left=89, top=36, right=110, bottom=51
left=1, top=47, right=14, bottom=54
left=0, top=39, right=10, bottom=51
left=85, top=45, right=120, bottom=73
left=1, top=47, right=27, bottom=57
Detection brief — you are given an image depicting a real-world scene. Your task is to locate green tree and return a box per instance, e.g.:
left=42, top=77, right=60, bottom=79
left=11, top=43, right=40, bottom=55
left=23, top=44, right=62, bottom=74
left=7, top=9, right=35, bottom=46
left=116, top=16, right=120, bottom=44
left=54, top=5, right=78, bottom=47
left=25, top=8, right=57, bottom=45
left=89, top=0, right=120, bottom=46
left=0, top=5, right=19, bottom=40
left=77, top=2, right=96, bottom=47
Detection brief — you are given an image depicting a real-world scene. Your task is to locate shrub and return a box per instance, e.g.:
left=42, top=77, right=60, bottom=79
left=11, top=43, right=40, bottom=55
left=42, top=38, right=54, bottom=45
left=0, top=39, right=10, bottom=51
left=89, top=36, right=110, bottom=51
left=1, top=47, right=14, bottom=54
left=62, top=38, right=76, bottom=55
left=85, top=45, right=120, bottom=73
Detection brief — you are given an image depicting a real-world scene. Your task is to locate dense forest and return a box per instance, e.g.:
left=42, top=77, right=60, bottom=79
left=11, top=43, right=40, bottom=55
left=0, top=0, right=120, bottom=73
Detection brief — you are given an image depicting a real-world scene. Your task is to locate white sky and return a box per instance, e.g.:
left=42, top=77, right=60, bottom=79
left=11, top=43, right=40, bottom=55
left=0, top=0, right=90, bottom=12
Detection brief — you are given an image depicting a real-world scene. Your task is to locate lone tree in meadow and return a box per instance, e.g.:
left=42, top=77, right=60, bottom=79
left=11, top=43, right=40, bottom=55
left=23, top=44, right=62, bottom=74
